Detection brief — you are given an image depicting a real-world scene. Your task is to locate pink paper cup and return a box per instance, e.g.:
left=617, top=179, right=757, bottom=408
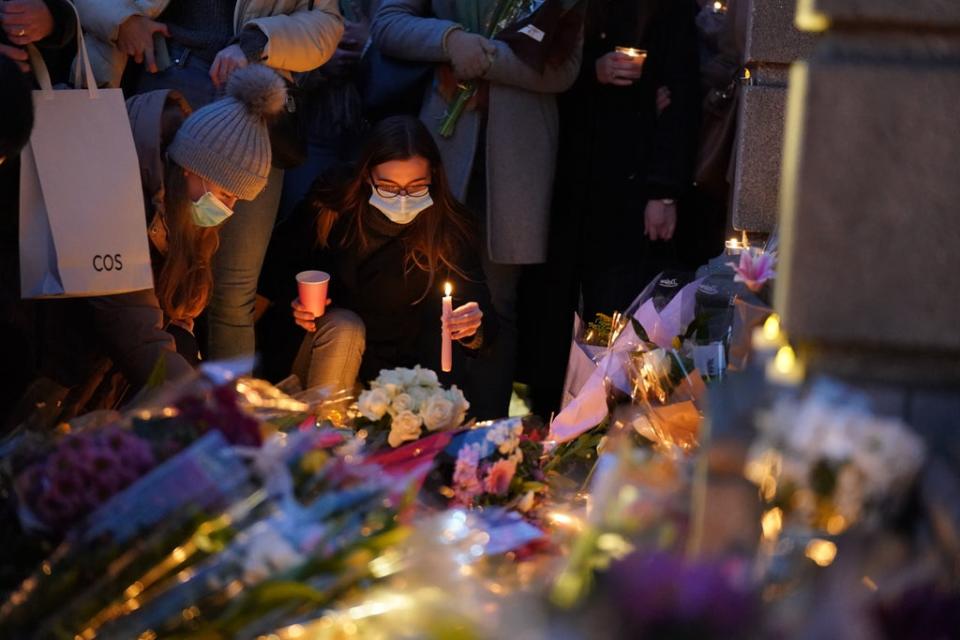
left=296, top=270, right=330, bottom=318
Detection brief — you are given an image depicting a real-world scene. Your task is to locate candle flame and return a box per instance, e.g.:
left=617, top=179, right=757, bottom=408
left=762, top=314, right=781, bottom=340
left=774, top=346, right=796, bottom=374
left=444, top=282, right=452, bottom=297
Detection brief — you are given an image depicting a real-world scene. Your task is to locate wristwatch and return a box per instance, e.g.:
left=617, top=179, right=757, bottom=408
left=659, top=198, right=676, bottom=205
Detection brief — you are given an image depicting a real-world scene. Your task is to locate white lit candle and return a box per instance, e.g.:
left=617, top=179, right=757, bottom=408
left=725, top=237, right=744, bottom=255
left=441, top=282, right=453, bottom=373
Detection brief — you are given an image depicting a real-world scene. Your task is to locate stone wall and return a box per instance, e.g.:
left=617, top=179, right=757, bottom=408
left=776, top=0, right=960, bottom=461
left=730, top=0, right=816, bottom=232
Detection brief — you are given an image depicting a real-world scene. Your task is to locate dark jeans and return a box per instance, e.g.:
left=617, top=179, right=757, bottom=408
left=276, top=142, right=340, bottom=225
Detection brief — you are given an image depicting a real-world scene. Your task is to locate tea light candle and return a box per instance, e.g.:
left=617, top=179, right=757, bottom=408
left=441, top=282, right=453, bottom=373
left=615, top=46, right=647, bottom=60
left=751, top=314, right=785, bottom=354
left=766, top=345, right=805, bottom=386
left=725, top=237, right=745, bottom=255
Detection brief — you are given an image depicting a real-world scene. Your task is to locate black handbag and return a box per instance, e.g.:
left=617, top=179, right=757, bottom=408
left=268, top=78, right=308, bottom=170
left=694, top=71, right=740, bottom=201
left=359, top=42, right=434, bottom=120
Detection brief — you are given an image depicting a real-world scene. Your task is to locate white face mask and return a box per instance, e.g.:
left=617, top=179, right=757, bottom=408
left=369, top=189, right=434, bottom=225
left=191, top=191, right=234, bottom=227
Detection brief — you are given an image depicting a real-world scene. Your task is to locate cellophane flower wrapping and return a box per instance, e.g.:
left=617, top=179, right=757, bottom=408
left=0, top=370, right=355, bottom=638
left=264, top=508, right=548, bottom=639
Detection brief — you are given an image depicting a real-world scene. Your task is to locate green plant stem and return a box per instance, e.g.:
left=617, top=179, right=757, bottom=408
left=439, top=83, right=478, bottom=138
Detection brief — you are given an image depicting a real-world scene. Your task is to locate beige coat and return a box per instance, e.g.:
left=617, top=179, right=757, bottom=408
left=74, top=0, right=344, bottom=87
left=372, top=0, right=582, bottom=265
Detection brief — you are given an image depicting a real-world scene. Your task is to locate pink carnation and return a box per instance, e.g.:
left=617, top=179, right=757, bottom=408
left=728, top=249, right=776, bottom=293
left=483, top=457, right=518, bottom=496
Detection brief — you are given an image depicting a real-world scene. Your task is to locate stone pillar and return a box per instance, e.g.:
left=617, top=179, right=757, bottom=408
left=730, top=0, right=816, bottom=232
left=776, top=0, right=960, bottom=462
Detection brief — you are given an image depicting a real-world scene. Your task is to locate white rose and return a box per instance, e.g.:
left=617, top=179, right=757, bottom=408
left=358, top=388, right=390, bottom=421
left=413, top=366, right=440, bottom=388
left=373, top=369, right=406, bottom=396
left=388, top=410, right=423, bottom=447
left=407, top=385, right=431, bottom=410
left=391, top=392, right=419, bottom=415
left=446, top=386, right=469, bottom=426
left=422, top=392, right=456, bottom=432
left=396, top=367, right=418, bottom=387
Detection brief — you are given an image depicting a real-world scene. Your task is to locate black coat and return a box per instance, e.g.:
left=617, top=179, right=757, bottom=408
left=259, top=199, right=498, bottom=385
left=553, top=0, right=701, bottom=267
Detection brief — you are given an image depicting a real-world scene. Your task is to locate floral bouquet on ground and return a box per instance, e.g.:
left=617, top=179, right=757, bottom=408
left=743, top=380, right=927, bottom=594
left=426, top=417, right=547, bottom=515
left=549, top=436, right=692, bottom=609
left=355, top=366, right=470, bottom=449
left=745, top=380, right=926, bottom=536
left=264, top=508, right=548, bottom=639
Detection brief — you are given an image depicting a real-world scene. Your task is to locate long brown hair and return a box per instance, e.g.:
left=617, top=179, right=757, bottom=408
left=153, top=160, right=221, bottom=322
left=310, top=116, right=476, bottom=294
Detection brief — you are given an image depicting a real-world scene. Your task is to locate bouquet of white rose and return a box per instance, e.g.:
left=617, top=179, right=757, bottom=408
left=356, top=367, right=470, bottom=449
left=745, top=380, right=926, bottom=534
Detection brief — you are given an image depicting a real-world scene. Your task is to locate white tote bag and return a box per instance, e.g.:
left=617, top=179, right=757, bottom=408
left=19, top=4, right=152, bottom=298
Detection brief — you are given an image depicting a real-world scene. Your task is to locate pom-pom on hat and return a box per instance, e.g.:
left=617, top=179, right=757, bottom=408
left=168, top=65, right=286, bottom=201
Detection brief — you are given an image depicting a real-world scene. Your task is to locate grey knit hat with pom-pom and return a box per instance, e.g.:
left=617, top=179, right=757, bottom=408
left=168, top=65, right=285, bottom=200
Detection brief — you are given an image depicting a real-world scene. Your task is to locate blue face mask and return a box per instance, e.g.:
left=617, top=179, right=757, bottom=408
left=369, top=190, right=434, bottom=225
left=191, top=191, right=234, bottom=228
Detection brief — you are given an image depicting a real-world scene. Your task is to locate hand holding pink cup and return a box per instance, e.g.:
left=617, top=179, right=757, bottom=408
left=296, top=270, right=330, bottom=317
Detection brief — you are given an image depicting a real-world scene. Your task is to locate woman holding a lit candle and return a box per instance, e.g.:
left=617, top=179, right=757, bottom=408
left=257, top=116, right=496, bottom=393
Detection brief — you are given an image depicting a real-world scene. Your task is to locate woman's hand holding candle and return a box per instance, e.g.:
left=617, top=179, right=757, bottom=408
left=446, top=302, right=483, bottom=340
left=596, top=50, right=645, bottom=86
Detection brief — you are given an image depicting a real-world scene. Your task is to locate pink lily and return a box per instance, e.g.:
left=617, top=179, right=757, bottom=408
left=728, top=249, right=776, bottom=293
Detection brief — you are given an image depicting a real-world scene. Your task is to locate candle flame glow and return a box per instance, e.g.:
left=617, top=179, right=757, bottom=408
left=805, top=539, right=837, bottom=567
left=761, top=507, right=783, bottom=541
left=774, top=346, right=796, bottom=374
left=762, top=314, right=781, bottom=341
left=444, top=282, right=452, bottom=297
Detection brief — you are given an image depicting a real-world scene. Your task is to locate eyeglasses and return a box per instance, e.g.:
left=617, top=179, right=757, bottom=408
left=371, top=182, right=431, bottom=199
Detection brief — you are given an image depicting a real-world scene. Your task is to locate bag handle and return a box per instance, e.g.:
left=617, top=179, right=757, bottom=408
left=29, top=0, right=98, bottom=98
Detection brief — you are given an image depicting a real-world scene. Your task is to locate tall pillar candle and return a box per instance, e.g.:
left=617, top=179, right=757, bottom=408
left=442, top=282, right=453, bottom=372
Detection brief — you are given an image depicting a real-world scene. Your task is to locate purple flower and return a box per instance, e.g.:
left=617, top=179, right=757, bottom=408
left=874, top=583, right=960, bottom=640
left=24, top=426, right=159, bottom=531
left=728, top=249, right=776, bottom=293
left=36, top=488, right=83, bottom=528
left=608, top=552, right=756, bottom=639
